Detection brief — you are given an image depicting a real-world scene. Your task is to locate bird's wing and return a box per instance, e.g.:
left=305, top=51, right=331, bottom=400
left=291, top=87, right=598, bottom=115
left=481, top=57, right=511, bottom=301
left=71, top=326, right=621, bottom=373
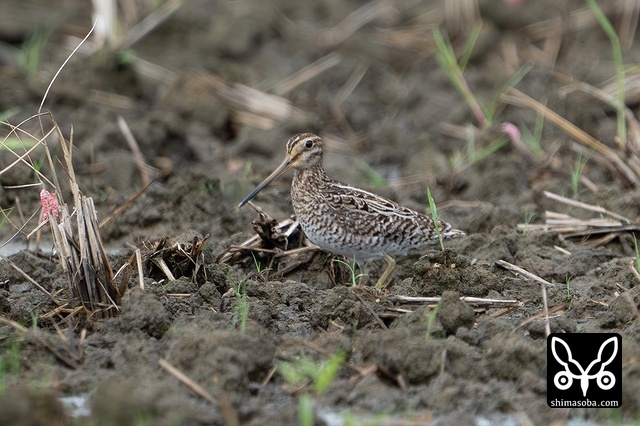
left=321, top=181, right=463, bottom=239
left=320, top=182, right=435, bottom=224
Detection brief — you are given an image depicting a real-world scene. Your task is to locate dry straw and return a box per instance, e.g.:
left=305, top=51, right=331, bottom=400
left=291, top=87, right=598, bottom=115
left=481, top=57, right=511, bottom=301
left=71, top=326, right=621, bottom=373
left=0, top=19, right=134, bottom=321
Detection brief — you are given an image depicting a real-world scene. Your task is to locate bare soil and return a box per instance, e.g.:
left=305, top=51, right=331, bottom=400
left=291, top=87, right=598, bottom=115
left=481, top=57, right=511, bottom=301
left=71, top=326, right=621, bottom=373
left=0, top=1, right=639, bottom=425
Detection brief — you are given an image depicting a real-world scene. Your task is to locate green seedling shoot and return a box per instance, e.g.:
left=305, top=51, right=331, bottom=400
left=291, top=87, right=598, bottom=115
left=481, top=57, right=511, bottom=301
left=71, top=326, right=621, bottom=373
left=426, top=188, right=445, bottom=252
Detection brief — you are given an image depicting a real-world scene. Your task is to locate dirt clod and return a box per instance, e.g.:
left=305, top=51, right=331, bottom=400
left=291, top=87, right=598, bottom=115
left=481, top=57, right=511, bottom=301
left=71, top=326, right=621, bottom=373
left=436, top=290, right=476, bottom=335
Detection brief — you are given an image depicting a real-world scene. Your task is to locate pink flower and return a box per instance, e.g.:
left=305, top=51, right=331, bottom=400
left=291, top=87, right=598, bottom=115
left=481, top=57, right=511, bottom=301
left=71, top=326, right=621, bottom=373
left=40, top=189, right=60, bottom=225
left=501, top=122, right=521, bottom=144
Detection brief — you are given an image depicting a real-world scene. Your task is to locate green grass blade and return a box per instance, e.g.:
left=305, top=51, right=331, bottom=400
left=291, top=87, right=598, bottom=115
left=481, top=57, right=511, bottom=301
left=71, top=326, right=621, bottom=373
left=298, top=394, right=314, bottom=426
left=0, top=107, right=21, bottom=122
left=586, top=0, right=626, bottom=145
left=459, top=22, right=482, bottom=72
left=433, top=27, right=487, bottom=127
left=314, top=351, right=346, bottom=395
left=487, top=63, right=533, bottom=122
left=633, top=234, right=640, bottom=273
left=426, top=187, right=444, bottom=251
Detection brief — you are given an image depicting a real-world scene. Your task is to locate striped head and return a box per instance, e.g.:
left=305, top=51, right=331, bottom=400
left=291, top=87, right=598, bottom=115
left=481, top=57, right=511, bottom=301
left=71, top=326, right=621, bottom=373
left=238, top=133, right=323, bottom=207
left=285, top=133, right=324, bottom=170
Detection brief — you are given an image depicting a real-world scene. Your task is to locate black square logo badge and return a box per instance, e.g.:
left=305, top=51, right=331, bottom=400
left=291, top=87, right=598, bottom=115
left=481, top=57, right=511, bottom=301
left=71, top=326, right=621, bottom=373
left=547, top=333, right=622, bottom=408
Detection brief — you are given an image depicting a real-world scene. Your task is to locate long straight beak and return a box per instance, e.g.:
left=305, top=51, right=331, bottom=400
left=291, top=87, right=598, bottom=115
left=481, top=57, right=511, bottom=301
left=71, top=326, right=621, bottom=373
left=238, top=157, right=294, bottom=207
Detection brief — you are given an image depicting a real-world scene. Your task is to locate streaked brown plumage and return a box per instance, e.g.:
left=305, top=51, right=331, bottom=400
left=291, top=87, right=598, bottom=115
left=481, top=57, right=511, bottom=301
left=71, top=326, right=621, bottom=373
left=239, top=133, right=465, bottom=287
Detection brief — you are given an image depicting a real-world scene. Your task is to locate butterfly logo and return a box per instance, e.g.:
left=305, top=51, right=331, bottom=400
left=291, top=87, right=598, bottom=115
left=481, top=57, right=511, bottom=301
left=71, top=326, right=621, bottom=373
left=551, top=336, right=617, bottom=397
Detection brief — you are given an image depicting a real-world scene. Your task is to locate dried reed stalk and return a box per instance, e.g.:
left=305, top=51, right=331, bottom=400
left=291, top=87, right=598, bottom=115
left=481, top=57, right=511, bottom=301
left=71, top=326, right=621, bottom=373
left=496, top=260, right=551, bottom=338
left=158, top=358, right=218, bottom=404
left=271, top=52, right=342, bottom=95
left=317, top=0, right=396, bottom=48
left=389, top=295, right=523, bottom=308
left=44, top=118, right=127, bottom=318
left=517, top=191, right=640, bottom=244
left=211, top=78, right=306, bottom=130
left=1, top=22, right=130, bottom=319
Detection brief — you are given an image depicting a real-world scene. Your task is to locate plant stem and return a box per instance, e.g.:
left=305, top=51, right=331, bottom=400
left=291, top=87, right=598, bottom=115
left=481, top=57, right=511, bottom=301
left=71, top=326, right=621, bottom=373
left=433, top=27, right=486, bottom=128
left=586, top=0, right=626, bottom=145
left=427, top=187, right=445, bottom=252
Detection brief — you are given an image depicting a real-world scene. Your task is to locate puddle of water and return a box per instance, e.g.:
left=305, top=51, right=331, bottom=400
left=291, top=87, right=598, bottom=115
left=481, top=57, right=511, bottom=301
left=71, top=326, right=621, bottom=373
left=60, top=394, right=91, bottom=418
left=0, top=240, right=32, bottom=257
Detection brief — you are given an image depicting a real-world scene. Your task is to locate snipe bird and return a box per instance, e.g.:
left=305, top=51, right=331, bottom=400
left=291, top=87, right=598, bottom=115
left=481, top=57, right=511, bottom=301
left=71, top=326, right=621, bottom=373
left=239, top=133, right=465, bottom=288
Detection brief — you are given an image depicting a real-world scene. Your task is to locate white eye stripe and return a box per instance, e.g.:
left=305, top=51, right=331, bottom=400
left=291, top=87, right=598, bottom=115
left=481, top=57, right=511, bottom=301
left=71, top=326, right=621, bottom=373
left=286, top=133, right=319, bottom=154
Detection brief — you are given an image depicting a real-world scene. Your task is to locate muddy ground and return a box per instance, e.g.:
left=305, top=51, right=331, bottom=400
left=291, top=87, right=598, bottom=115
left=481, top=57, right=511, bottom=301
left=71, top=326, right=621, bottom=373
left=0, top=0, right=639, bottom=425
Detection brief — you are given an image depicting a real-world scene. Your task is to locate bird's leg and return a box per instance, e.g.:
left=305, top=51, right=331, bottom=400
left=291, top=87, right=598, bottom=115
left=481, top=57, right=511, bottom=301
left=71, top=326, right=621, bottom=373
left=375, top=254, right=396, bottom=290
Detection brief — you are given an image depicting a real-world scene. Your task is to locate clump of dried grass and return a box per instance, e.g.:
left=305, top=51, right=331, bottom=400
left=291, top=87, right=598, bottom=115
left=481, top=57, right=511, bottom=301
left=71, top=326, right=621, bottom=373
left=0, top=20, right=134, bottom=322
left=50, top=120, right=125, bottom=318
left=144, top=233, right=209, bottom=284
left=218, top=201, right=314, bottom=279
left=518, top=190, right=640, bottom=248
left=1, top=114, right=130, bottom=320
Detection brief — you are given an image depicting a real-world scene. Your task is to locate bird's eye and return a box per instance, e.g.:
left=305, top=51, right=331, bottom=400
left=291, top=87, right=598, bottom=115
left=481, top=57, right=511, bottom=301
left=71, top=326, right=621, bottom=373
left=305, top=139, right=314, bottom=149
